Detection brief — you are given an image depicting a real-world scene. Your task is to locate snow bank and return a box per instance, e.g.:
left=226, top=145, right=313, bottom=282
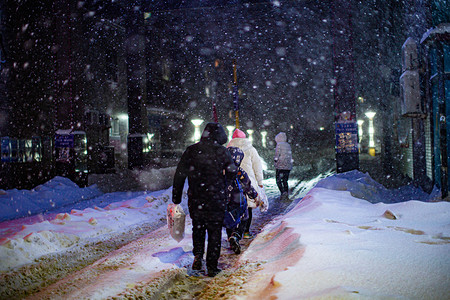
left=0, top=176, right=103, bottom=222
left=239, top=172, right=450, bottom=299
left=0, top=186, right=186, bottom=271
left=314, top=170, right=441, bottom=203
left=1, top=169, right=448, bottom=299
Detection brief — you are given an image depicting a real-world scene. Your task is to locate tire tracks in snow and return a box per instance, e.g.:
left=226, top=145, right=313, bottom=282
left=12, top=192, right=302, bottom=299
left=0, top=221, right=165, bottom=299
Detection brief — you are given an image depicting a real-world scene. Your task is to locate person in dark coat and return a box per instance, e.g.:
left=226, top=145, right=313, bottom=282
left=225, top=147, right=259, bottom=255
left=172, top=122, right=237, bottom=277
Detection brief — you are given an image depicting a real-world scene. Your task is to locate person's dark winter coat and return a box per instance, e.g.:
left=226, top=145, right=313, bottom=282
left=172, top=122, right=237, bottom=276
left=172, top=123, right=237, bottom=220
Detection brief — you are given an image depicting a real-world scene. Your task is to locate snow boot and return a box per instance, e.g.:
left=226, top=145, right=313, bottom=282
left=192, top=256, right=203, bottom=270
left=229, top=236, right=241, bottom=254
left=243, top=232, right=253, bottom=239
left=207, top=267, right=222, bottom=277
left=281, top=191, right=290, bottom=202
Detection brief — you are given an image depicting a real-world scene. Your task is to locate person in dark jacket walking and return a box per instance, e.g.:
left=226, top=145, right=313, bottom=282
left=172, top=122, right=237, bottom=277
left=224, top=147, right=259, bottom=255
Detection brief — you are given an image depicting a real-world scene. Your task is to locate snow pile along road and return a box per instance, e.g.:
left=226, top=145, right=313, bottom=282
left=237, top=178, right=450, bottom=299
left=0, top=187, right=182, bottom=271
left=0, top=176, right=103, bottom=222
left=0, top=170, right=449, bottom=299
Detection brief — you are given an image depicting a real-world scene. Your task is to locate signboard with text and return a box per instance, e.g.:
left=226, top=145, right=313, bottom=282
left=55, top=134, right=74, bottom=163
left=335, top=121, right=358, bottom=154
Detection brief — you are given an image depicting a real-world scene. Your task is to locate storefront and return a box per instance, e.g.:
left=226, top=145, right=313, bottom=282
left=422, top=24, right=450, bottom=198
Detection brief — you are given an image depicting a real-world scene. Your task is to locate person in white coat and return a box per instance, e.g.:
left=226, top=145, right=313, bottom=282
left=227, top=128, right=264, bottom=239
left=274, top=132, right=293, bottom=200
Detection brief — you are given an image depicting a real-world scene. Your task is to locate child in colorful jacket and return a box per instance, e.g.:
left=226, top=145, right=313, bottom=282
left=225, top=147, right=259, bottom=254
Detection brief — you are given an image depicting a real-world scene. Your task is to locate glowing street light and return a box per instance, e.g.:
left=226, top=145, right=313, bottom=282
left=247, top=129, right=254, bottom=144
left=191, top=119, right=203, bottom=143
left=226, top=125, right=234, bottom=142
left=261, top=131, right=267, bottom=148
left=357, top=119, right=364, bottom=153
left=365, top=112, right=376, bottom=156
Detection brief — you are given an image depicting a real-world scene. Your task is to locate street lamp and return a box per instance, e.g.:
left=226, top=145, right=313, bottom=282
left=191, top=119, right=203, bottom=143
left=357, top=119, right=364, bottom=153
left=261, top=131, right=267, bottom=148
left=247, top=129, right=254, bottom=144
left=365, top=112, right=376, bottom=156
left=226, top=125, right=234, bottom=142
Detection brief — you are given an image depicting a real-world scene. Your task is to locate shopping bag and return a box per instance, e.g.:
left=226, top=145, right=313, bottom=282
left=257, top=186, right=269, bottom=213
left=167, top=203, right=186, bottom=242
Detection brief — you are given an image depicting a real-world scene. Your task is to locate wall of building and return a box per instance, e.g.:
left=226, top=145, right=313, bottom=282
left=0, top=0, right=130, bottom=188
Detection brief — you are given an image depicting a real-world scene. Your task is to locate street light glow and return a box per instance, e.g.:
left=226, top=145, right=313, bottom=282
left=261, top=131, right=267, bottom=148
left=357, top=119, right=364, bottom=143
left=365, top=111, right=376, bottom=119
left=247, top=129, right=254, bottom=144
left=226, top=125, right=234, bottom=141
left=191, top=119, right=203, bottom=126
left=365, top=112, right=376, bottom=156
left=191, top=119, right=204, bottom=143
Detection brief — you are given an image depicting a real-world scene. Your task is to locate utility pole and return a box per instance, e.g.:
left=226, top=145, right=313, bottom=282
left=233, top=59, right=239, bottom=129
left=54, top=0, right=75, bottom=131
left=331, top=0, right=359, bottom=173
left=125, top=2, right=147, bottom=169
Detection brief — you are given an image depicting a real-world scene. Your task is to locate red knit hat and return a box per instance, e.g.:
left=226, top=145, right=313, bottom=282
left=232, top=128, right=246, bottom=139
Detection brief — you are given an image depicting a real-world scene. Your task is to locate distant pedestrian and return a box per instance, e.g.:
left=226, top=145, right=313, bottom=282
left=274, top=132, right=293, bottom=200
left=228, top=128, right=264, bottom=239
left=172, top=122, right=237, bottom=277
left=224, top=147, right=259, bottom=254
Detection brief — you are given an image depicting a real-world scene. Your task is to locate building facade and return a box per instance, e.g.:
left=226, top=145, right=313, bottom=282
left=397, top=1, right=449, bottom=198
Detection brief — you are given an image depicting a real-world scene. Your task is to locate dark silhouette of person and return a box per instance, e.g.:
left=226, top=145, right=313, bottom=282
left=172, top=122, right=237, bottom=277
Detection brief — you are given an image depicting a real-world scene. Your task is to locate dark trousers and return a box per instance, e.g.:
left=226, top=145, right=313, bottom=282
left=192, top=218, right=223, bottom=270
left=244, top=207, right=253, bottom=233
left=276, top=169, right=290, bottom=194
left=226, top=216, right=247, bottom=241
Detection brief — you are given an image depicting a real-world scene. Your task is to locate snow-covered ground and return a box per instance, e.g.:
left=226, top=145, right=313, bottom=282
left=0, top=169, right=448, bottom=299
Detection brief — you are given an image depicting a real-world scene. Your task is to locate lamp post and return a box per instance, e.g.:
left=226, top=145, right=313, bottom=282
left=226, top=125, right=234, bottom=142
left=191, top=119, right=203, bottom=143
left=357, top=119, right=364, bottom=153
left=247, top=129, right=254, bottom=144
left=261, top=131, right=267, bottom=148
left=365, top=112, right=376, bottom=156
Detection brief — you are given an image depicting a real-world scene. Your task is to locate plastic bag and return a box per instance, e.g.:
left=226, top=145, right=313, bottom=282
left=257, top=186, right=269, bottom=213
left=167, top=203, right=186, bottom=242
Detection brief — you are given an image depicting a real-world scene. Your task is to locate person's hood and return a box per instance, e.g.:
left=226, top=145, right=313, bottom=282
left=200, top=122, right=228, bottom=145
left=232, top=128, right=246, bottom=139
left=275, top=132, right=287, bottom=143
left=227, top=147, right=245, bottom=167
left=227, top=136, right=252, bottom=151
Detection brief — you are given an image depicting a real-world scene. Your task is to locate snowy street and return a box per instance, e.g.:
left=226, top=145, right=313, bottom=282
left=1, top=1, right=449, bottom=298
left=1, top=168, right=449, bottom=299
